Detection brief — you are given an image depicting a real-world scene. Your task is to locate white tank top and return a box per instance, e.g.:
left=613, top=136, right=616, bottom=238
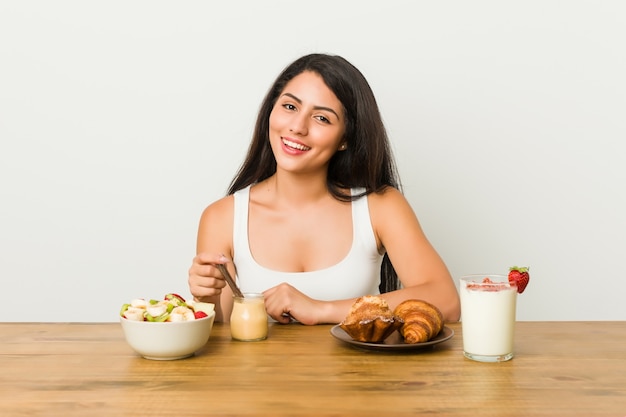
left=233, top=185, right=383, bottom=300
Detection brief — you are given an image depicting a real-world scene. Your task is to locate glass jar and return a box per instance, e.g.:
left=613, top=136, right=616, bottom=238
left=230, top=293, right=268, bottom=341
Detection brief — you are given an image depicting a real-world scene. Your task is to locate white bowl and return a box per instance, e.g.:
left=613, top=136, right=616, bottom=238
left=120, top=311, right=215, bottom=360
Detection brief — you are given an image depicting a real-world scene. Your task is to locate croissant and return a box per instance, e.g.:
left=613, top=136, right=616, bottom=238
left=393, top=299, right=444, bottom=344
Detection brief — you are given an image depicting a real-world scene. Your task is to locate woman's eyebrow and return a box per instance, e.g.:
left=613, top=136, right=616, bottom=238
left=281, top=93, right=340, bottom=119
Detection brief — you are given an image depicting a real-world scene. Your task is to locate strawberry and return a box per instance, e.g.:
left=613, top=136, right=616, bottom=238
left=164, top=293, right=186, bottom=303
left=508, top=266, right=530, bottom=294
left=194, top=311, right=208, bottom=319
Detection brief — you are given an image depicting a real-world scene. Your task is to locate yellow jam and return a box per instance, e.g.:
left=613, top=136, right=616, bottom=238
left=230, top=293, right=268, bottom=341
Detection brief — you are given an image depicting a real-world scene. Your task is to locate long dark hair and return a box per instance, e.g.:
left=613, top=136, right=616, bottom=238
left=227, top=53, right=401, bottom=293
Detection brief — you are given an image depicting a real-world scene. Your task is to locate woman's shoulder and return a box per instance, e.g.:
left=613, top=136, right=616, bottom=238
left=367, top=186, right=406, bottom=207
left=200, top=194, right=235, bottom=226
left=367, top=186, right=416, bottom=223
left=196, top=194, right=236, bottom=255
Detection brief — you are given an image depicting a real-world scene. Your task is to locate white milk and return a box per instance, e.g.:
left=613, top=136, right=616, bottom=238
left=460, top=275, right=517, bottom=361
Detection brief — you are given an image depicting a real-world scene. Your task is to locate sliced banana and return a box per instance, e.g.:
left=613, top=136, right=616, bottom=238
left=168, top=306, right=195, bottom=322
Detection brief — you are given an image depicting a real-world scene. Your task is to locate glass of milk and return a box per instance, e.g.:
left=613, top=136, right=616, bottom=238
left=460, top=274, right=518, bottom=362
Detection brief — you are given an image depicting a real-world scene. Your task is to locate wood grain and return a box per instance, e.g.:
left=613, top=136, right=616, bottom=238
left=1, top=321, right=625, bottom=416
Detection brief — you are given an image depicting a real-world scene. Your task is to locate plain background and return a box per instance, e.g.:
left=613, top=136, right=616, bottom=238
left=1, top=1, right=624, bottom=322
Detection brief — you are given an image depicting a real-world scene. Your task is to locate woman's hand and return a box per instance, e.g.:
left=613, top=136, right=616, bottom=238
left=263, top=283, right=328, bottom=325
left=188, top=253, right=229, bottom=302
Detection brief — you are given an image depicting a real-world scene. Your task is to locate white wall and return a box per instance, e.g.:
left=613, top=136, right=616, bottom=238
left=1, top=1, right=624, bottom=322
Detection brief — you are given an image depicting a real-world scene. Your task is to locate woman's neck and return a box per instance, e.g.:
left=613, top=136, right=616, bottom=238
left=263, top=172, right=332, bottom=207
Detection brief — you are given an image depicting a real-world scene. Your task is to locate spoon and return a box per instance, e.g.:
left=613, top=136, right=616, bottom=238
left=217, top=263, right=244, bottom=298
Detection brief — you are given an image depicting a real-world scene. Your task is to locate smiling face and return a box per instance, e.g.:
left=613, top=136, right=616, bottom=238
left=268, top=71, right=346, bottom=176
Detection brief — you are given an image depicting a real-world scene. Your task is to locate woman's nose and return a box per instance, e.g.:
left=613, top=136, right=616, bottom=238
left=289, top=113, right=308, bottom=135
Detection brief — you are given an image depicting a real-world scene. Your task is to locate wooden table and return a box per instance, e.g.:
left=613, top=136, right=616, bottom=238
left=1, top=321, right=625, bottom=416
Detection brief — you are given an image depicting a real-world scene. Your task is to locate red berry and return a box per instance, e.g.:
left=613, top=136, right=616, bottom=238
left=466, top=277, right=507, bottom=291
left=194, top=311, right=208, bottom=319
left=508, top=266, right=530, bottom=294
left=164, top=293, right=186, bottom=303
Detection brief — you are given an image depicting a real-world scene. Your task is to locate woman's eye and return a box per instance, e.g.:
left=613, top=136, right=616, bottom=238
left=315, top=115, right=330, bottom=124
left=283, top=103, right=296, bottom=111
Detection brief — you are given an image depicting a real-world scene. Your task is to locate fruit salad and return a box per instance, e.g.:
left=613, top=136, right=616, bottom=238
left=120, top=293, right=213, bottom=322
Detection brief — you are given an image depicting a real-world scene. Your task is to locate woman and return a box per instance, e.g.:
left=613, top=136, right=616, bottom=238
left=188, top=53, right=460, bottom=324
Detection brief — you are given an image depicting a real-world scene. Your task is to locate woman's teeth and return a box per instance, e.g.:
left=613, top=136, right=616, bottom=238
left=282, top=138, right=310, bottom=151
